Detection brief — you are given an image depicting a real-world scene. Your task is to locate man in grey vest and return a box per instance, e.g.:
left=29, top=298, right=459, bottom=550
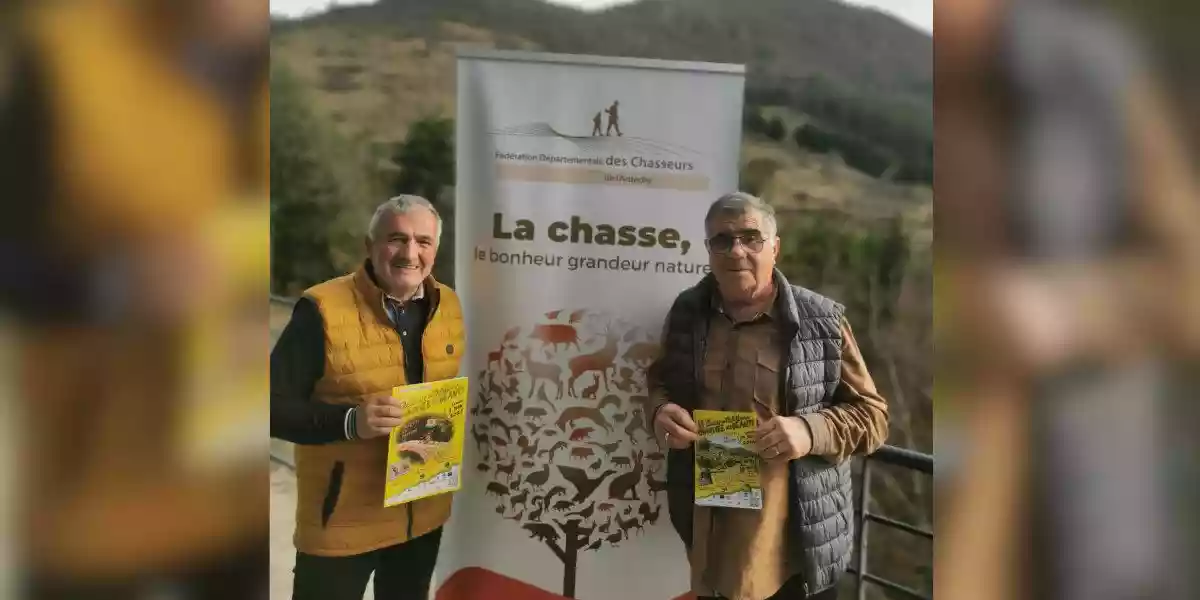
left=649, top=192, right=890, bottom=600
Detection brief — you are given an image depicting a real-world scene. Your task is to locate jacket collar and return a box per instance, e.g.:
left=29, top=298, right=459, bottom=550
left=696, top=268, right=800, bottom=337
left=354, top=260, right=440, bottom=325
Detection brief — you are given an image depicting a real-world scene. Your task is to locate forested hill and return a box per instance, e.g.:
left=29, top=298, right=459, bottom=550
left=273, top=0, right=933, bottom=182
left=278, top=0, right=931, bottom=104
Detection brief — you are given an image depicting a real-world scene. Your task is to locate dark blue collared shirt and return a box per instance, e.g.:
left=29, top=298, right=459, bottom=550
left=381, top=287, right=431, bottom=386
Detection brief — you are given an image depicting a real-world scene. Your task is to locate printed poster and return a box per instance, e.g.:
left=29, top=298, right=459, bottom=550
left=384, top=377, right=470, bottom=507
left=693, top=410, right=762, bottom=510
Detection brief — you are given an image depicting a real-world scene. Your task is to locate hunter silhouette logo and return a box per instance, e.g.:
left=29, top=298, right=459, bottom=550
left=469, top=309, right=668, bottom=598
left=591, top=100, right=622, bottom=137
left=490, top=99, right=701, bottom=162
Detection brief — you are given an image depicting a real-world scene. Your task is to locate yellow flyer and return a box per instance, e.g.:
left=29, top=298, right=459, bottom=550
left=384, top=377, right=469, bottom=507
left=694, top=410, right=763, bottom=510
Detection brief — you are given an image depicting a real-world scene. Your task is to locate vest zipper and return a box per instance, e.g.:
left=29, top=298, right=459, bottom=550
left=782, top=330, right=794, bottom=414
left=409, top=288, right=443, bottom=541
left=421, top=292, right=441, bottom=384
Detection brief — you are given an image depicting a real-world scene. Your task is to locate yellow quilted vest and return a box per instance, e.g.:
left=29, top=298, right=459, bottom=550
left=294, top=265, right=465, bottom=556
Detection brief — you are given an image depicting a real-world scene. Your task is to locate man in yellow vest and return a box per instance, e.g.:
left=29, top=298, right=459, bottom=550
left=271, top=195, right=465, bottom=600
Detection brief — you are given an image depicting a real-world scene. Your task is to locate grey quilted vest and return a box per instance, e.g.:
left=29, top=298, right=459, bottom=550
left=655, top=269, right=853, bottom=595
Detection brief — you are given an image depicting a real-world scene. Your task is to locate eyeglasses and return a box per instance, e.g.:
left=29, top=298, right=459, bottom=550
left=705, top=231, right=767, bottom=255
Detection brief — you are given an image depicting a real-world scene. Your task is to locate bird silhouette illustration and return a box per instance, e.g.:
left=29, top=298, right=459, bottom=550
left=558, top=465, right=618, bottom=503
left=525, top=463, right=552, bottom=488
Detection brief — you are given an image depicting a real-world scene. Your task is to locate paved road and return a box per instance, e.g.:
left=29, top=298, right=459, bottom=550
left=270, top=460, right=299, bottom=599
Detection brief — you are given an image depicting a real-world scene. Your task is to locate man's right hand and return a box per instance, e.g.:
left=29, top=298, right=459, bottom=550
left=653, top=402, right=700, bottom=450
left=354, top=393, right=404, bottom=439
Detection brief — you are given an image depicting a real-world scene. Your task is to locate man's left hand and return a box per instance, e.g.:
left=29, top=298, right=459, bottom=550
left=753, top=416, right=813, bottom=461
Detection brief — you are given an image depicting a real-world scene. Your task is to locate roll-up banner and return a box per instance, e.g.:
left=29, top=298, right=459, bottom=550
left=438, top=48, right=745, bottom=600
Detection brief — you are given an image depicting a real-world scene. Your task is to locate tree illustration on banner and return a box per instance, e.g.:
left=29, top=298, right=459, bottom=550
left=469, top=309, right=669, bottom=599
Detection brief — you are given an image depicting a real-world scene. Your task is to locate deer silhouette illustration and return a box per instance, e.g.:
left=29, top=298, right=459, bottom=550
left=567, top=327, right=620, bottom=397
left=522, top=347, right=563, bottom=402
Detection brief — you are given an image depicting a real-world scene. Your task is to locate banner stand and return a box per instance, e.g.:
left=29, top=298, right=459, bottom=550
left=438, top=48, right=745, bottom=600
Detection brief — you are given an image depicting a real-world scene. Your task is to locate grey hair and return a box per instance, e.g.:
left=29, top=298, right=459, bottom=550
left=367, top=195, right=443, bottom=245
left=704, top=192, right=778, bottom=237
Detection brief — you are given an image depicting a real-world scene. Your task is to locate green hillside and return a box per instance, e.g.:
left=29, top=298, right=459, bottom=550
left=272, top=0, right=932, bottom=182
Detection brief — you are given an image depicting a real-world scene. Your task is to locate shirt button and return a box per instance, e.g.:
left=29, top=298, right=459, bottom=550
left=402, top=331, right=407, bottom=337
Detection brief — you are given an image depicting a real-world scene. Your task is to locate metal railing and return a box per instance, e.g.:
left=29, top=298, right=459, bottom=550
left=847, top=444, right=933, bottom=600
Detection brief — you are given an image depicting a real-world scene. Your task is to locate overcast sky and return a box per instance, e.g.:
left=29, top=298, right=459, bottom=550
left=270, top=0, right=933, bottom=33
